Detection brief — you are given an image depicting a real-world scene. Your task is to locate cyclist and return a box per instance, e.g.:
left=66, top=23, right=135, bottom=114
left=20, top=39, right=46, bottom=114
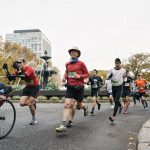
left=56, top=47, right=89, bottom=132
left=135, top=73, right=148, bottom=109
left=104, top=79, right=114, bottom=109
left=12, top=58, right=39, bottom=125
left=122, top=67, right=134, bottom=114
left=88, top=69, right=103, bottom=115
left=107, top=58, right=126, bottom=122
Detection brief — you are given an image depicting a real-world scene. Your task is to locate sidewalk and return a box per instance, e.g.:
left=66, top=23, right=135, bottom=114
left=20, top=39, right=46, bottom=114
left=138, top=119, right=150, bottom=150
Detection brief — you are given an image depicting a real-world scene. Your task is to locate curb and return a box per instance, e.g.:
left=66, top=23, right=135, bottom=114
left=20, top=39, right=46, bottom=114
left=138, top=119, right=150, bottom=150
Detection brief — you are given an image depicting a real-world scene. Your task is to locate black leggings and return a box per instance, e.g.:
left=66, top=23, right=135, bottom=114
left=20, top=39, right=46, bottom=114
left=112, top=85, right=123, bottom=117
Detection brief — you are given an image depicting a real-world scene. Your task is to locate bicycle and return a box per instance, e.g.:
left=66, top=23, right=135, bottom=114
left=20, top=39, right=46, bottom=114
left=0, top=86, right=16, bottom=139
left=0, top=63, right=22, bottom=139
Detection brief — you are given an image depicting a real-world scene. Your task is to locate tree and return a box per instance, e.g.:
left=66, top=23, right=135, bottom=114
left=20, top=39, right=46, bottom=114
left=122, top=53, right=150, bottom=80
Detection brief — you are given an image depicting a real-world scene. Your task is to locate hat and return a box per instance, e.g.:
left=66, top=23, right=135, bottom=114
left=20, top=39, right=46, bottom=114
left=16, top=58, right=25, bottom=63
left=115, top=58, right=121, bottom=64
left=68, top=47, right=81, bottom=58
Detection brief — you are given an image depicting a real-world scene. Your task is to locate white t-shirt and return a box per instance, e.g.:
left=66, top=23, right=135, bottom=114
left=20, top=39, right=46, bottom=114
left=108, top=68, right=126, bottom=86
left=104, top=80, right=112, bottom=93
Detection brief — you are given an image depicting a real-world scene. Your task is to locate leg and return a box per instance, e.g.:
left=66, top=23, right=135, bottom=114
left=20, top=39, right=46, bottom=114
left=20, top=96, right=29, bottom=106
left=91, top=96, right=97, bottom=115
left=56, top=98, right=73, bottom=132
left=67, top=100, right=76, bottom=128
left=109, top=86, right=122, bottom=121
left=77, top=101, right=89, bottom=117
left=133, top=94, right=136, bottom=106
left=124, top=96, right=130, bottom=114
left=28, top=96, right=36, bottom=119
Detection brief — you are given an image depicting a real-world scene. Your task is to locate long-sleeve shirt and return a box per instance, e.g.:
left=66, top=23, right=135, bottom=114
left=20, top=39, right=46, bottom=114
left=64, top=60, right=89, bottom=86
left=107, top=68, right=126, bottom=86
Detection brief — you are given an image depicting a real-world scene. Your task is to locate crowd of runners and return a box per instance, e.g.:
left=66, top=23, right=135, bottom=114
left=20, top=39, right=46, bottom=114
left=0, top=47, right=149, bottom=133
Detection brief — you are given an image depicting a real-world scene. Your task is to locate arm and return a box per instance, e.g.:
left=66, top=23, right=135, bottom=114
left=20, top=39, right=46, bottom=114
left=106, top=69, right=113, bottom=80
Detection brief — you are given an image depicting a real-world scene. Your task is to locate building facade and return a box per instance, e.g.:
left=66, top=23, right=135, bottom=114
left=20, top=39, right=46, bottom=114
left=5, top=29, right=51, bottom=57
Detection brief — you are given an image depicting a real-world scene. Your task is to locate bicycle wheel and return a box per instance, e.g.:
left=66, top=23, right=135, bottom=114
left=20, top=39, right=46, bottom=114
left=0, top=99, right=16, bottom=139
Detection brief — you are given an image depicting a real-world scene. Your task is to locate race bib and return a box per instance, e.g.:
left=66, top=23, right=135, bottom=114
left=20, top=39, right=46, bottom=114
left=68, top=72, right=76, bottom=78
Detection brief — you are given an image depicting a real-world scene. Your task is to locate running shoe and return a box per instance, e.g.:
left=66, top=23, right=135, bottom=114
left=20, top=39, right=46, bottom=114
left=84, top=106, right=89, bottom=117
left=109, top=116, right=115, bottom=122
left=56, top=124, right=67, bottom=132
left=29, top=118, right=38, bottom=125
left=98, top=103, right=101, bottom=110
left=90, top=111, right=94, bottom=116
left=66, top=121, right=74, bottom=128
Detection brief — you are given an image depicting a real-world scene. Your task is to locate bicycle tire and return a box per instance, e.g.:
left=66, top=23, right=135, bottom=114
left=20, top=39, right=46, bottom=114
left=0, top=99, right=16, bottom=139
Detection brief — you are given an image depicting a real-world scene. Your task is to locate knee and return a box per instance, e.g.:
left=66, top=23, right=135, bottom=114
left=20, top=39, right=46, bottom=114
left=64, top=102, right=72, bottom=109
left=20, top=103, right=26, bottom=107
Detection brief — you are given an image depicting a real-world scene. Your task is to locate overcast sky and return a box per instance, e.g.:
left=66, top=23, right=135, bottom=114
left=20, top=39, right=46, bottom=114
left=0, top=0, right=150, bottom=76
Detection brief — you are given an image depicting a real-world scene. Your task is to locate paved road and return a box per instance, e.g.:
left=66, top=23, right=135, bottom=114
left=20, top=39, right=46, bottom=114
left=0, top=102, right=150, bottom=150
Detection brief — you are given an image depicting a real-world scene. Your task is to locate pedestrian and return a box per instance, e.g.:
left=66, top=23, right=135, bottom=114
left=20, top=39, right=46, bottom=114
left=88, top=69, right=103, bottom=115
left=56, top=47, right=89, bottom=132
left=13, top=58, right=39, bottom=125
left=107, top=58, right=126, bottom=122
left=104, top=79, right=114, bottom=109
left=135, top=73, right=149, bottom=109
left=122, top=67, right=134, bottom=114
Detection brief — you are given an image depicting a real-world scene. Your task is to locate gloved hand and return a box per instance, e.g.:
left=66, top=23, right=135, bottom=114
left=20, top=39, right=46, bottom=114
left=7, top=75, right=16, bottom=81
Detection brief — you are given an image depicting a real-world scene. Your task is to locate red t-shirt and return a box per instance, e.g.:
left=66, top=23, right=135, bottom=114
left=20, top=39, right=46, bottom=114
left=64, top=61, right=89, bottom=86
left=135, top=78, right=148, bottom=93
left=21, top=66, right=39, bottom=87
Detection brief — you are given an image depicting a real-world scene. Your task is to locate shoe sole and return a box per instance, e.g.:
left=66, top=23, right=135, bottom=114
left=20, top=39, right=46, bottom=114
left=56, top=129, right=66, bottom=133
left=109, top=117, right=114, bottom=122
left=29, top=122, right=37, bottom=125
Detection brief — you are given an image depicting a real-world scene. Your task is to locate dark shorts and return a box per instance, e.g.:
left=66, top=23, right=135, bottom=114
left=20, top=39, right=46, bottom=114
left=65, top=85, right=84, bottom=102
left=91, top=88, right=99, bottom=97
left=139, top=92, right=146, bottom=98
left=22, top=85, right=39, bottom=98
left=122, top=89, right=131, bottom=98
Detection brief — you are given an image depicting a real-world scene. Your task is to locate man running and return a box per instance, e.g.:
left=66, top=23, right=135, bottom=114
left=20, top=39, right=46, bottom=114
left=104, top=79, right=114, bottom=109
left=107, top=58, right=126, bottom=122
left=135, top=73, right=148, bottom=109
left=56, top=47, right=89, bottom=132
left=13, top=58, right=39, bottom=125
left=88, top=69, right=103, bottom=116
left=122, top=67, right=134, bottom=114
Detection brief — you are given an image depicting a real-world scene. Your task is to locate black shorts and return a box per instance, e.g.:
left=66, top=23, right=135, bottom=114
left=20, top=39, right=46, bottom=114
left=22, top=85, right=39, bottom=98
left=139, top=92, right=146, bottom=98
left=122, top=89, right=131, bottom=98
left=91, top=88, right=99, bottom=97
left=65, top=85, right=84, bottom=102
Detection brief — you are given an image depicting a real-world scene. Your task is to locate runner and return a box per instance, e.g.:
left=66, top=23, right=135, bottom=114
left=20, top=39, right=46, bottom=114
left=12, top=58, right=39, bottom=125
left=104, top=79, right=114, bottom=109
left=122, top=67, right=134, bottom=114
left=88, top=69, right=103, bottom=116
left=107, top=58, right=126, bottom=122
left=135, top=73, right=149, bottom=109
left=131, top=81, right=140, bottom=107
left=56, top=47, right=89, bottom=132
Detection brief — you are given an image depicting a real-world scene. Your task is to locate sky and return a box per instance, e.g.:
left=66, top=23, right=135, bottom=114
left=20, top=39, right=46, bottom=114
left=0, top=0, right=150, bottom=76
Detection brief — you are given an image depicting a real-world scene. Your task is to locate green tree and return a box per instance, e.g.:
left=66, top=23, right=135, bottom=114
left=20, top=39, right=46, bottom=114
left=122, top=53, right=150, bottom=80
